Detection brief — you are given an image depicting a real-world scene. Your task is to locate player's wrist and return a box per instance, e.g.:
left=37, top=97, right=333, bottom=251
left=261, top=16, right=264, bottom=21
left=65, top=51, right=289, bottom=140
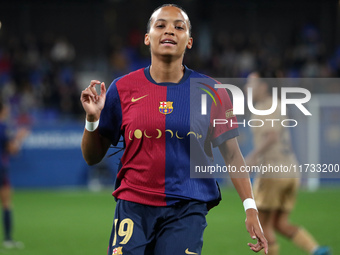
left=85, top=118, right=100, bottom=132
left=243, top=198, right=258, bottom=212
left=245, top=209, right=258, bottom=218
left=86, top=113, right=100, bottom=122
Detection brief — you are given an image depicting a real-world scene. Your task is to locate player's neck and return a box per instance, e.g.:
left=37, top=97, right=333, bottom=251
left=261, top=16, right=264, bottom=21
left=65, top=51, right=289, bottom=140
left=149, top=58, right=184, bottom=84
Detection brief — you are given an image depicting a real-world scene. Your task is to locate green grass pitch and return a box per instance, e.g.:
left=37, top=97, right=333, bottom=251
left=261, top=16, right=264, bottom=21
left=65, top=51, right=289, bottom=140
left=2, top=187, right=338, bottom=254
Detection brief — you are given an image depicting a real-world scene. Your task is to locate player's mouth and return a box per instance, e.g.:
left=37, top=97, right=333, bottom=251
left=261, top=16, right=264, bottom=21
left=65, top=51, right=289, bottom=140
left=160, top=39, right=177, bottom=46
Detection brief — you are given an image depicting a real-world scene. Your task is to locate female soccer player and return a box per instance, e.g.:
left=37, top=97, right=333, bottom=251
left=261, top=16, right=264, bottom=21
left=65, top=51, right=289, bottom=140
left=81, top=4, right=268, bottom=255
left=0, top=102, right=29, bottom=249
left=245, top=71, right=331, bottom=255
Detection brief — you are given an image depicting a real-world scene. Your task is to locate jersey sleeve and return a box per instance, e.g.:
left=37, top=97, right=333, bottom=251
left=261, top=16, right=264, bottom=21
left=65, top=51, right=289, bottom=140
left=98, top=79, right=123, bottom=146
left=209, top=88, right=239, bottom=147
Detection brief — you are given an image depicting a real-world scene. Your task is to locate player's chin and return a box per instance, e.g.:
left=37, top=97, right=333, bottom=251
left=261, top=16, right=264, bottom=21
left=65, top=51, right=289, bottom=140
left=168, top=46, right=188, bottom=54
left=158, top=47, right=178, bottom=54
left=155, top=50, right=184, bottom=59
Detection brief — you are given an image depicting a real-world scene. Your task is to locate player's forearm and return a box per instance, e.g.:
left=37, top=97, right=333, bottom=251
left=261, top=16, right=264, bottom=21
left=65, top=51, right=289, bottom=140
left=81, top=129, right=109, bottom=165
left=228, top=153, right=258, bottom=215
left=219, top=138, right=254, bottom=200
left=228, top=152, right=254, bottom=201
left=230, top=176, right=254, bottom=201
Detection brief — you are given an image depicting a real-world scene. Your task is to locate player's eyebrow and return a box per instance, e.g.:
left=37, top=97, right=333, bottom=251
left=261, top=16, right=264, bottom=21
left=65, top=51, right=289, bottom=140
left=155, top=18, right=186, bottom=25
left=174, top=19, right=186, bottom=25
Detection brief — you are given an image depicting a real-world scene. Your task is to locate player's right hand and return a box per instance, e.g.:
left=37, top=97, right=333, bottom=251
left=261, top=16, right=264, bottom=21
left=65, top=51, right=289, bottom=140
left=245, top=209, right=268, bottom=254
left=80, top=80, right=106, bottom=121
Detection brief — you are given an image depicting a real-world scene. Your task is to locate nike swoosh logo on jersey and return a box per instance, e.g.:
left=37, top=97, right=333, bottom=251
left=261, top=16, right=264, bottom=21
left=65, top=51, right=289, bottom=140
left=185, top=248, right=198, bottom=255
left=131, top=95, right=148, bottom=102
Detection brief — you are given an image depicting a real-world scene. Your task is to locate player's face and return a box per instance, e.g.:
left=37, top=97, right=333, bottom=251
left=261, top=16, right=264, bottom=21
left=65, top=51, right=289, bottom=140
left=145, top=6, right=193, bottom=59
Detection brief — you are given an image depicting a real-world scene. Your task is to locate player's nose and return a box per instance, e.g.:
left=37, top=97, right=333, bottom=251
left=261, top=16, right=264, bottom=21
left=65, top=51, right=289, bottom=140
left=164, top=25, right=175, bottom=36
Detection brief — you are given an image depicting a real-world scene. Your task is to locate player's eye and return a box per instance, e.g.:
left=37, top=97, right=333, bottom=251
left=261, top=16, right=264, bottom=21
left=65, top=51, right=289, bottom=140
left=156, top=24, right=165, bottom=28
left=175, top=26, right=184, bottom=30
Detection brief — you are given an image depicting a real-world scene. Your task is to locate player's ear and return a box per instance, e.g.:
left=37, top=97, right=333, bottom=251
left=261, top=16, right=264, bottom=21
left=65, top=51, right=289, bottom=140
left=144, top=33, right=150, bottom=46
left=187, top=37, right=193, bottom=49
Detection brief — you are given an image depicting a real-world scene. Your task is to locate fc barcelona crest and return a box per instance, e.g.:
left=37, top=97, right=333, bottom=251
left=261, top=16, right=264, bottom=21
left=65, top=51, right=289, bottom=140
left=159, top=101, right=173, bottom=114
left=112, top=246, right=123, bottom=255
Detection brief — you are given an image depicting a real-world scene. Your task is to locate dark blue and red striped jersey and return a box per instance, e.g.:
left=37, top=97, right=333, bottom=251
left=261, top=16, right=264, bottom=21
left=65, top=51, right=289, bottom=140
left=99, top=66, right=239, bottom=206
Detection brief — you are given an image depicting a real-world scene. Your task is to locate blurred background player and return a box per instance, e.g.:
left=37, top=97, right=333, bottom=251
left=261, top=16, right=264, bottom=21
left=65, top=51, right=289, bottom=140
left=245, top=71, right=331, bottom=255
left=0, top=101, right=29, bottom=249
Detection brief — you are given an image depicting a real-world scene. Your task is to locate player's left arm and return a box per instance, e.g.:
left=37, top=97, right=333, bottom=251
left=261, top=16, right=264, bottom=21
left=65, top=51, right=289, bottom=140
left=218, top=138, right=268, bottom=254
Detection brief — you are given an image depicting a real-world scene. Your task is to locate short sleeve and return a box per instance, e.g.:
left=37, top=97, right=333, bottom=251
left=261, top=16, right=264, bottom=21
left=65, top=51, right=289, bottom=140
left=98, top=79, right=123, bottom=146
left=210, top=88, right=239, bottom=147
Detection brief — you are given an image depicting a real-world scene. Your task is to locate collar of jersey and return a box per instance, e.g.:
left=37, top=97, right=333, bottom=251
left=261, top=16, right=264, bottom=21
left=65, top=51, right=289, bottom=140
left=144, top=65, right=192, bottom=86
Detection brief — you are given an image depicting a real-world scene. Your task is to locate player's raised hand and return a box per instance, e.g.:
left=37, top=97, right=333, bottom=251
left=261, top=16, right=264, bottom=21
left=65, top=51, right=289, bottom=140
left=245, top=209, right=268, bottom=253
left=80, top=80, right=106, bottom=121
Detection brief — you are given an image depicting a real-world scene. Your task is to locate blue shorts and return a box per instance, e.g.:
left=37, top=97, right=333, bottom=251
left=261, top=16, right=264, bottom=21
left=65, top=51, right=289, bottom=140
left=108, top=199, right=208, bottom=255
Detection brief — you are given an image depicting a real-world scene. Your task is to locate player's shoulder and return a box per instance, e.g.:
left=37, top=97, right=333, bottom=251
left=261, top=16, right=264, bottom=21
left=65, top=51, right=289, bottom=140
left=107, top=68, right=145, bottom=93
left=189, top=68, right=221, bottom=84
left=115, top=68, right=145, bottom=85
left=188, top=68, right=212, bottom=80
left=188, top=68, right=228, bottom=100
